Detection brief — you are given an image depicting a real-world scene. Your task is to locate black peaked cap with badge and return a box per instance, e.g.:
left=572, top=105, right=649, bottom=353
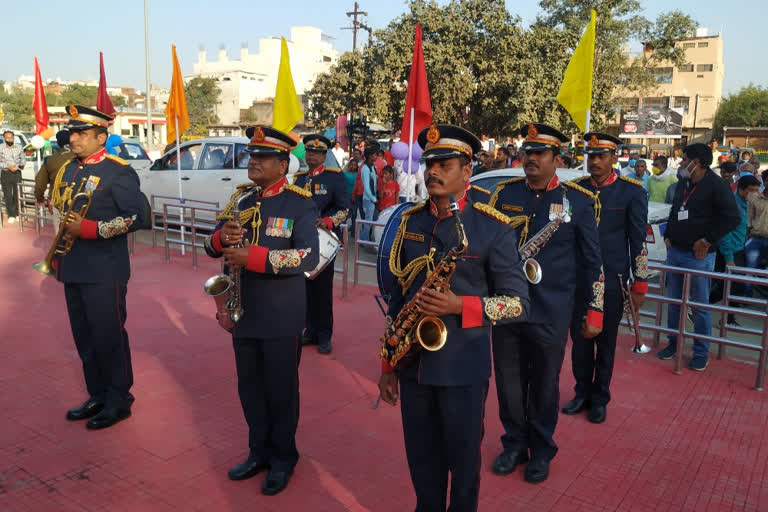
left=519, top=123, right=568, bottom=152
left=417, top=124, right=482, bottom=161
left=244, top=125, right=297, bottom=155
left=303, top=134, right=332, bottom=153
left=64, top=104, right=113, bottom=131
left=582, top=132, right=623, bottom=155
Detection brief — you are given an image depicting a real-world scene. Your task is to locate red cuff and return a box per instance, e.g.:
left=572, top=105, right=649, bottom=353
left=381, top=359, right=394, bottom=373
left=322, top=217, right=334, bottom=230
left=80, top=219, right=98, bottom=239
left=461, top=296, right=483, bottom=329
left=212, top=230, right=224, bottom=253
left=246, top=245, right=269, bottom=273
left=586, top=309, right=603, bottom=329
left=631, top=280, right=649, bottom=294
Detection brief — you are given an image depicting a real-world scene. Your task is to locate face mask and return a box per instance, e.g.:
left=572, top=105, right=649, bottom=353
left=652, top=166, right=663, bottom=175
left=678, top=161, right=694, bottom=179
left=4, top=140, right=12, bottom=146
left=748, top=192, right=760, bottom=202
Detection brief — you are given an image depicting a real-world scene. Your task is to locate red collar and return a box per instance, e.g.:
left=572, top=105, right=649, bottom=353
left=589, top=170, right=618, bottom=188
left=310, top=165, right=325, bottom=178
left=262, top=177, right=287, bottom=198
left=80, top=148, right=107, bottom=165
left=429, top=192, right=467, bottom=218
left=526, top=174, right=559, bottom=192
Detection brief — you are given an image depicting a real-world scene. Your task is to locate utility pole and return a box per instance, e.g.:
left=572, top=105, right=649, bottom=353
left=144, top=0, right=153, bottom=147
left=691, top=93, right=699, bottom=143
left=343, top=2, right=372, bottom=51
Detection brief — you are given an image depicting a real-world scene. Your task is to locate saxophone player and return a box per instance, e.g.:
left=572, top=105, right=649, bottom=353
left=487, top=123, right=604, bottom=483
left=378, top=124, right=529, bottom=512
left=203, top=126, right=319, bottom=495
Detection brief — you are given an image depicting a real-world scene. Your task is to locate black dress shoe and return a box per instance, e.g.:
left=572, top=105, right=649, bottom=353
left=318, top=342, right=332, bottom=354
left=66, top=397, right=104, bottom=421
left=587, top=404, right=607, bottom=424
left=301, top=330, right=316, bottom=346
left=261, top=468, right=293, bottom=496
left=524, top=458, right=550, bottom=484
left=85, top=407, right=131, bottom=430
left=492, top=451, right=529, bottom=475
left=228, top=456, right=270, bottom=481
left=561, top=397, right=589, bottom=415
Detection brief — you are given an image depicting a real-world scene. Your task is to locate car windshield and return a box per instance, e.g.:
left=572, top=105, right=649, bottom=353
left=118, top=142, right=149, bottom=160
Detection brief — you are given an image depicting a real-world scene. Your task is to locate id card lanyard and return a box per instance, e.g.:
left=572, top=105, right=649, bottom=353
left=678, top=182, right=698, bottom=221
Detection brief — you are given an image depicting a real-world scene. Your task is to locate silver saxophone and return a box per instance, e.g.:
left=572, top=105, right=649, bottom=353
left=518, top=193, right=571, bottom=284
left=203, top=186, right=262, bottom=323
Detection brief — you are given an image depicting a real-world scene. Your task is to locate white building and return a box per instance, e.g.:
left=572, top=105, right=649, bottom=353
left=190, top=26, right=338, bottom=126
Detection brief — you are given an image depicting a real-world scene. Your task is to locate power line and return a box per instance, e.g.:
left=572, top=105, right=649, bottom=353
left=341, top=2, right=372, bottom=52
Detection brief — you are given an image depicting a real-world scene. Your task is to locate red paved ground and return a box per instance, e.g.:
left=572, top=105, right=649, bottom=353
left=1, top=226, right=767, bottom=512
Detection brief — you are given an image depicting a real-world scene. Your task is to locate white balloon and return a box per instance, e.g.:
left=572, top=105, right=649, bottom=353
left=30, top=135, right=46, bottom=149
left=288, top=153, right=299, bottom=173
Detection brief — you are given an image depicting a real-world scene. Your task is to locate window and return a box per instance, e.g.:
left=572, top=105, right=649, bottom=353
left=235, top=143, right=250, bottom=168
left=696, top=64, right=713, bottom=72
left=323, top=56, right=332, bottom=62
left=673, top=96, right=690, bottom=114
left=152, top=143, right=202, bottom=171
left=678, top=64, right=694, bottom=72
left=697, top=74, right=705, bottom=78
left=118, top=142, right=149, bottom=161
left=200, top=143, right=234, bottom=169
left=682, top=42, right=695, bottom=48
left=643, top=97, right=668, bottom=108
left=698, top=42, right=709, bottom=48
left=652, top=67, right=673, bottom=84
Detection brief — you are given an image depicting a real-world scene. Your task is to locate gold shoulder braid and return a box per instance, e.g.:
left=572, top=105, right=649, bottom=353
left=50, top=159, right=75, bottom=211
left=217, top=185, right=263, bottom=244
left=488, top=177, right=525, bottom=208
left=571, top=175, right=590, bottom=183
left=388, top=202, right=434, bottom=293
left=285, top=183, right=312, bottom=198
left=620, top=175, right=645, bottom=187
left=292, top=171, right=308, bottom=187
left=105, top=154, right=129, bottom=166
left=471, top=184, right=490, bottom=196
left=564, top=180, right=601, bottom=225
left=324, top=167, right=342, bottom=173
left=472, top=202, right=512, bottom=224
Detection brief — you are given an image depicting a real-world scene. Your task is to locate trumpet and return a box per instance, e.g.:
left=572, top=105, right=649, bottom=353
left=33, top=178, right=92, bottom=276
left=618, top=274, right=650, bottom=354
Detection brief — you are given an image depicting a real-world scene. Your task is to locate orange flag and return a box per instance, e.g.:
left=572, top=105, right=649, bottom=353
left=164, top=45, right=190, bottom=144
left=33, top=58, right=53, bottom=138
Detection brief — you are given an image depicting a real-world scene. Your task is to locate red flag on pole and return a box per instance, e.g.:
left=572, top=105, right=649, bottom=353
left=32, top=57, right=52, bottom=138
left=400, top=24, right=432, bottom=144
left=97, top=52, right=116, bottom=116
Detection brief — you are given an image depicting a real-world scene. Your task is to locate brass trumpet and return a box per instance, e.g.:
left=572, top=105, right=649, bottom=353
left=33, top=178, right=93, bottom=276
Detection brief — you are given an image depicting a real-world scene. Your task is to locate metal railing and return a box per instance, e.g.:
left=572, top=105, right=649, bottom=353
left=352, top=219, right=383, bottom=286
left=16, top=180, right=52, bottom=234
left=335, top=223, right=350, bottom=299
left=161, top=203, right=221, bottom=268
left=150, top=195, right=219, bottom=248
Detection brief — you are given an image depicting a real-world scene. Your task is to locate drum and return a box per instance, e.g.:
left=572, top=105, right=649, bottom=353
left=376, top=202, right=416, bottom=299
left=305, top=228, right=341, bottom=280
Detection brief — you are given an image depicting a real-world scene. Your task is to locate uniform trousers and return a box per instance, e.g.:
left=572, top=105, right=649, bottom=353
left=305, top=256, right=335, bottom=344
left=232, top=335, right=301, bottom=472
left=492, top=320, right=570, bottom=461
left=569, top=283, right=623, bottom=406
left=399, top=375, right=488, bottom=512
left=64, top=282, right=133, bottom=408
left=1, top=169, right=21, bottom=218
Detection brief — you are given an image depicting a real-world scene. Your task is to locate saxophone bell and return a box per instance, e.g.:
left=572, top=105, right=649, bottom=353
left=523, top=258, right=542, bottom=284
left=415, top=317, right=448, bottom=351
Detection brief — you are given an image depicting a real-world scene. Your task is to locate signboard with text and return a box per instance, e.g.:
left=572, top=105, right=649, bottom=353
left=619, top=107, right=683, bottom=139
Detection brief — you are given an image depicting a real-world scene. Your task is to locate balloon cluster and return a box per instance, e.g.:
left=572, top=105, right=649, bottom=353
left=391, top=141, right=423, bottom=174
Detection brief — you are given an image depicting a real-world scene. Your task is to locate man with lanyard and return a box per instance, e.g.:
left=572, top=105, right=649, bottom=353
left=49, top=105, right=145, bottom=429
left=204, top=125, right=319, bottom=495
left=488, top=123, right=604, bottom=483
left=378, top=124, right=529, bottom=511
left=292, top=134, right=350, bottom=354
left=658, top=143, right=739, bottom=371
left=561, top=133, right=649, bottom=424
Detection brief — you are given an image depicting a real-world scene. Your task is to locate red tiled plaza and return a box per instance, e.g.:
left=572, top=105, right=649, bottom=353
left=1, top=227, right=766, bottom=511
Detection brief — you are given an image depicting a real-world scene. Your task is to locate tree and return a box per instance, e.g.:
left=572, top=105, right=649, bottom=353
left=0, top=84, right=35, bottom=129
left=713, top=85, right=768, bottom=137
left=185, top=77, right=220, bottom=136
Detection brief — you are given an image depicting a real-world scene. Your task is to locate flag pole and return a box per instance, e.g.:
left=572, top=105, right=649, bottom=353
left=406, top=107, right=414, bottom=202
left=175, top=114, right=185, bottom=255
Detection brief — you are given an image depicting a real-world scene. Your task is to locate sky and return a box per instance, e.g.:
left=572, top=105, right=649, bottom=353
left=1, top=0, right=764, bottom=96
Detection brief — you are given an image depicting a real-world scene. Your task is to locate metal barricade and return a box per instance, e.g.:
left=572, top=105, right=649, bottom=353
left=334, top=223, right=350, bottom=299
left=162, top=203, right=221, bottom=268
left=17, top=180, right=51, bottom=234
left=150, top=194, right=219, bottom=248
left=352, top=219, right=383, bottom=286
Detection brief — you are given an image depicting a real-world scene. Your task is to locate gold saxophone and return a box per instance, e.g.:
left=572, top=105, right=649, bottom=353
left=518, top=193, right=571, bottom=284
left=379, top=196, right=468, bottom=368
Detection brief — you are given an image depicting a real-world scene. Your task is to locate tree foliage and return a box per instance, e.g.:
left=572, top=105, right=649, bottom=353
left=306, top=0, right=696, bottom=137
left=185, top=77, right=220, bottom=136
left=713, top=85, right=768, bottom=136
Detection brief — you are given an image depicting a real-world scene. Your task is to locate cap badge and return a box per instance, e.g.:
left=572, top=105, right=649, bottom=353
left=68, top=105, right=79, bottom=117
left=252, top=126, right=265, bottom=143
left=311, top=139, right=322, bottom=147
left=528, top=124, right=538, bottom=138
left=426, top=124, right=440, bottom=144
left=589, top=135, right=600, bottom=147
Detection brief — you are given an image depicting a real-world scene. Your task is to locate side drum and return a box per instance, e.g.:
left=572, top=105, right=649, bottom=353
left=376, top=202, right=416, bottom=299
left=305, top=228, right=341, bottom=279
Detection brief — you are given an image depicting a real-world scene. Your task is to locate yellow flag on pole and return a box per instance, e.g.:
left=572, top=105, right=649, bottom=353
left=272, top=37, right=303, bottom=133
left=556, top=9, right=597, bottom=132
left=165, top=44, right=190, bottom=144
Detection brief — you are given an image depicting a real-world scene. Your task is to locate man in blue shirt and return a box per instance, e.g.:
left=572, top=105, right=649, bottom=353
left=360, top=146, right=378, bottom=241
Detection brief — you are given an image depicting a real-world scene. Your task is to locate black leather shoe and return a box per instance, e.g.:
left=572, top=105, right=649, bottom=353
left=66, top=397, right=104, bottom=421
left=228, top=456, right=269, bottom=481
left=318, top=342, right=332, bottom=354
left=524, top=458, right=550, bottom=484
left=261, top=468, right=293, bottom=496
left=587, top=404, right=607, bottom=424
left=561, top=397, right=589, bottom=415
left=85, top=407, right=131, bottom=430
left=301, top=330, right=316, bottom=346
left=492, top=451, right=529, bottom=475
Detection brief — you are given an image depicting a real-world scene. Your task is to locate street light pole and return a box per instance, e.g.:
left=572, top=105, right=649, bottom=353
left=691, top=93, right=699, bottom=143
left=144, top=0, right=153, bottom=147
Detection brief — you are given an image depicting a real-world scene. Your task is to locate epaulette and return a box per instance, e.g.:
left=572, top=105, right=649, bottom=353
left=402, top=202, right=428, bottom=217
left=570, top=175, right=590, bottom=183
left=285, top=183, right=312, bottom=198
left=496, top=177, right=525, bottom=187
left=105, top=154, right=129, bottom=166
left=473, top=202, right=512, bottom=224
left=562, top=180, right=596, bottom=198
left=293, top=170, right=309, bottom=177
left=471, top=184, right=490, bottom=195
left=620, top=175, right=645, bottom=187
left=324, top=167, right=342, bottom=173
left=488, top=177, right=525, bottom=207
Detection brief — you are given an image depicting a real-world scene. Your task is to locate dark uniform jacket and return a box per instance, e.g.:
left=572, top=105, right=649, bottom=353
left=35, top=149, right=72, bottom=203
left=570, top=172, right=649, bottom=294
left=293, top=165, right=350, bottom=241
left=204, top=177, right=320, bottom=339
left=52, top=149, right=144, bottom=284
left=468, top=184, right=491, bottom=204
left=488, top=175, right=604, bottom=327
left=383, top=197, right=530, bottom=386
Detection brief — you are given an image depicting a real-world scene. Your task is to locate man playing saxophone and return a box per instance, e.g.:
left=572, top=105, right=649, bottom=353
left=203, top=126, right=318, bottom=496
left=49, top=105, right=145, bottom=430
left=378, top=124, right=529, bottom=512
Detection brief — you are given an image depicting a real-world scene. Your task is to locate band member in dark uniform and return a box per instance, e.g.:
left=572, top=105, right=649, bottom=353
left=562, top=133, right=648, bottom=424
left=292, top=134, right=350, bottom=354
left=48, top=105, right=145, bottom=430
left=378, top=124, right=529, bottom=511
left=488, top=123, right=604, bottom=483
left=204, top=126, right=319, bottom=495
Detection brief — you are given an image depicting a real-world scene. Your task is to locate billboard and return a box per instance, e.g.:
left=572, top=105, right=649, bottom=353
left=619, top=107, right=683, bottom=139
